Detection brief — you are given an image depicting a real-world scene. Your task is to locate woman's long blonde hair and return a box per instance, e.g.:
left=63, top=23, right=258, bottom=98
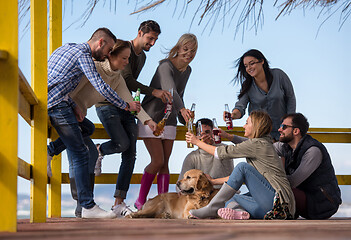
left=166, top=33, right=198, bottom=60
left=249, top=110, right=272, bottom=138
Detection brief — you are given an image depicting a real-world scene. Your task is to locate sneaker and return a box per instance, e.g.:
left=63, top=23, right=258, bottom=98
left=47, top=154, right=53, bottom=177
left=82, top=205, right=116, bottom=219
left=112, top=202, right=134, bottom=218
left=94, top=144, right=103, bottom=176
left=217, top=208, right=250, bottom=220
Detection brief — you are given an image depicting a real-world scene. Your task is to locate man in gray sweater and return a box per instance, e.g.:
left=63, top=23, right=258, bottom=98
left=177, top=118, right=234, bottom=190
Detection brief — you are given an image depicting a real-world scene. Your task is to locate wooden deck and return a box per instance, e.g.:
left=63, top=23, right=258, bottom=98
left=1, top=218, right=351, bottom=240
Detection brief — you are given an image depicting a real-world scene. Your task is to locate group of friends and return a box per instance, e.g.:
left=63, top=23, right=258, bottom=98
left=46, top=19, right=342, bottom=220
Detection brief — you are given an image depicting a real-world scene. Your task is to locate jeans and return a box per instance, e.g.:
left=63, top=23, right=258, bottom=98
left=48, top=117, right=97, bottom=177
left=226, top=162, right=276, bottom=219
left=48, top=101, right=95, bottom=209
left=96, top=105, right=137, bottom=199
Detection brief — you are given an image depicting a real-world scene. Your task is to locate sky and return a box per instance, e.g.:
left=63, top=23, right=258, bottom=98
left=16, top=1, right=351, bottom=211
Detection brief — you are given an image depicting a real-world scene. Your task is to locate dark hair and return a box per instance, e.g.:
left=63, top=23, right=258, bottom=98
left=283, top=113, right=309, bottom=137
left=195, top=118, right=213, bottom=129
left=110, top=39, right=130, bottom=57
left=89, top=27, right=117, bottom=42
left=138, top=20, right=161, bottom=35
left=234, top=49, right=273, bottom=99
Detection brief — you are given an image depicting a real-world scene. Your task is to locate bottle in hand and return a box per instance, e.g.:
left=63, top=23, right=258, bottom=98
left=153, top=118, right=166, bottom=136
left=187, top=121, right=195, bottom=148
left=131, top=88, right=141, bottom=116
left=224, top=104, right=233, bottom=130
left=212, top=118, right=221, bottom=144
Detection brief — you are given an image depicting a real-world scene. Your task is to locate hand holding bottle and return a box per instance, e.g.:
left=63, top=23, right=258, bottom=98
left=180, top=108, right=191, bottom=123
left=152, top=89, right=173, bottom=103
left=145, top=119, right=157, bottom=132
left=128, top=101, right=141, bottom=113
left=185, top=131, right=199, bottom=146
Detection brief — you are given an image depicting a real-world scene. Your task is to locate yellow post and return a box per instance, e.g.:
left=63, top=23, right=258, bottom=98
left=48, top=0, right=63, bottom=218
left=30, top=0, right=48, bottom=223
left=0, top=1, right=18, bottom=232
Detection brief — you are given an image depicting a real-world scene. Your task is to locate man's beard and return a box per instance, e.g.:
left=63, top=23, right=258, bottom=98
left=279, top=133, right=294, bottom=143
left=92, top=49, right=105, bottom=61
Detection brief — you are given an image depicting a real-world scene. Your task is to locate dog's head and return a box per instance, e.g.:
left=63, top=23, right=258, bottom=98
left=176, top=169, right=213, bottom=197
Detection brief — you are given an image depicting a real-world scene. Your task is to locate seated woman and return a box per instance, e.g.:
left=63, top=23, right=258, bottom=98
left=185, top=110, right=295, bottom=220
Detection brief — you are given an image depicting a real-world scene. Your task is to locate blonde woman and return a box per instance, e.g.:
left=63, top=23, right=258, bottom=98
left=134, top=33, right=198, bottom=210
left=186, top=110, right=295, bottom=219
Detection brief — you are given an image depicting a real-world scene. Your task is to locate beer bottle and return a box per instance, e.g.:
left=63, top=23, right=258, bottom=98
left=224, top=104, right=233, bottom=130
left=187, top=121, right=194, bottom=148
left=197, top=121, right=203, bottom=141
left=212, top=118, right=221, bottom=144
left=153, top=118, right=166, bottom=136
left=165, top=88, right=173, bottom=113
left=131, top=88, right=141, bottom=116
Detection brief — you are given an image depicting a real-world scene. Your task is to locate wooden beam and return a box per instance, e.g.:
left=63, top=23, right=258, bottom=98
left=30, top=0, right=47, bottom=223
left=0, top=1, right=18, bottom=233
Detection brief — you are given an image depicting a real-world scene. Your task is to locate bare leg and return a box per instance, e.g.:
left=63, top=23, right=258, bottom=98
left=143, top=138, right=166, bottom=174
left=159, top=139, right=174, bottom=174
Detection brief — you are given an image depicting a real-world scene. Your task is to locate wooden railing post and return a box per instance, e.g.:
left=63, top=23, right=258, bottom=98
left=30, top=0, right=48, bottom=223
left=48, top=0, right=63, bottom=218
left=0, top=1, right=18, bottom=233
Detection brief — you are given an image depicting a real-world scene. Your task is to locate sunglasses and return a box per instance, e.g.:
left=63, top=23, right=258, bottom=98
left=280, top=124, right=296, bottom=130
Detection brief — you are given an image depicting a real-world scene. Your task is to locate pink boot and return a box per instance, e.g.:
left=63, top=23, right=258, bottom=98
left=157, top=174, right=170, bottom=194
left=134, top=171, right=156, bottom=210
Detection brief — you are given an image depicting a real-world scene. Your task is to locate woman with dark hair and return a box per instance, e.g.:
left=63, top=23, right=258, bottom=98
left=186, top=110, right=295, bottom=220
left=225, top=49, right=296, bottom=141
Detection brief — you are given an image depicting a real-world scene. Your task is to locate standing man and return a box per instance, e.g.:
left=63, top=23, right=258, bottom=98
left=94, top=20, right=171, bottom=173
left=274, top=113, right=342, bottom=219
left=177, top=118, right=234, bottom=189
left=121, top=20, right=171, bottom=101
left=47, top=28, right=140, bottom=219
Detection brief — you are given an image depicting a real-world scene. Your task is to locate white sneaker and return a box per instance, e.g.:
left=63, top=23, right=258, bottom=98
left=112, top=202, right=134, bottom=218
left=47, top=154, right=53, bottom=177
left=82, top=205, right=116, bottom=219
left=94, top=144, right=103, bottom=176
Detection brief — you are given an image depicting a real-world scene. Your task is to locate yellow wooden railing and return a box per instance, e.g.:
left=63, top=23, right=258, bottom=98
left=1, top=0, right=351, bottom=233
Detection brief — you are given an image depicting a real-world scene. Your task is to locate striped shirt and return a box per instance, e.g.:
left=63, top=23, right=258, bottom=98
left=47, top=42, right=126, bottom=109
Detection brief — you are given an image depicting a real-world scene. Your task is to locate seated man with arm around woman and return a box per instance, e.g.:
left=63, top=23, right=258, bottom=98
left=186, top=110, right=295, bottom=220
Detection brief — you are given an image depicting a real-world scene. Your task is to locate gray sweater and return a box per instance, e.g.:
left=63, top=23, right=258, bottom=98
left=178, top=143, right=234, bottom=189
left=142, top=59, right=191, bottom=126
left=234, top=68, right=296, bottom=140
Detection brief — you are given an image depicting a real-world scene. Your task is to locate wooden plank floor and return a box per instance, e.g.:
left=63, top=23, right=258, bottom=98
left=1, top=218, right=351, bottom=240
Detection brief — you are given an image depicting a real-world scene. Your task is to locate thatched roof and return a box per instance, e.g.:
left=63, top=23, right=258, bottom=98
left=19, top=0, right=350, bottom=36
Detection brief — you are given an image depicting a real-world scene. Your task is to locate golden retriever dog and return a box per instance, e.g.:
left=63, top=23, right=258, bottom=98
left=127, top=169, right=218, bottom=219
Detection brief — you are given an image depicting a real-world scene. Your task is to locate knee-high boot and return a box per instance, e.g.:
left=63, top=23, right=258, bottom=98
left=189, top=183, right=238, bottom=219
left=134, top=171, right=156, bottom=210
left=69, top=178, right=82, bottom=218
left=157, top=174, right=170, bottom=194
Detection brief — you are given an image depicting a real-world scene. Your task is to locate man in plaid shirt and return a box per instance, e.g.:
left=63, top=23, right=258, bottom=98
left=47, top=28, right=140, bottom=219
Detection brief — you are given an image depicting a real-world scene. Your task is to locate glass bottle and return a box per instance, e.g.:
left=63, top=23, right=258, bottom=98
left=212, top=118, right=221, bottom=144
left=131, top=88, right=141, bottom=115
left=187, top=121, right=194, bottom=148
left=224, top=104, right=233, bottom=130
left=153, top=118, right=166, bottom=136
left=165, top=88, right=173, bottom=113
left=197, top=121, right=203, bottom=141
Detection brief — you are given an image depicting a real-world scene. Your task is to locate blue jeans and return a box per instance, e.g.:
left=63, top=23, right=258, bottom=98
left=96, top=105, right=137, bottom=199
left=48, top=101, right=95, bottom=209
left=48, top=117, right=97, bottom=177
left=226, top=162, right=276, bottom=219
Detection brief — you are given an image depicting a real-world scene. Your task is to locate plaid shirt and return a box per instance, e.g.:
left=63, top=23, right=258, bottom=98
left=47, top=42, right=127, bottom=109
